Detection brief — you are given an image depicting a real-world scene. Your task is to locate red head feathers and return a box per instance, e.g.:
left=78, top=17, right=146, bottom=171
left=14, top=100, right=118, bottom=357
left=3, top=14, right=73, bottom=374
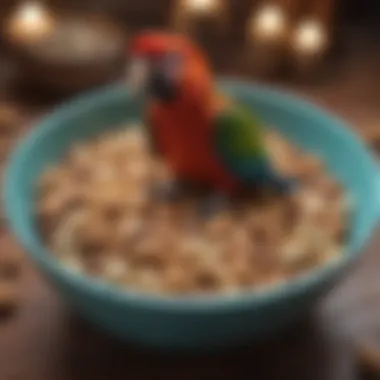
left=129, top=31, right=213, bottom=106
left=131, top=31, right=209, bottom=67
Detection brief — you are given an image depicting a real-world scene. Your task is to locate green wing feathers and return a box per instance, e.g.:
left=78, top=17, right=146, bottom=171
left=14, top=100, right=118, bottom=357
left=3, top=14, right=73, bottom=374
left=215, top=103, right=267, bottom=160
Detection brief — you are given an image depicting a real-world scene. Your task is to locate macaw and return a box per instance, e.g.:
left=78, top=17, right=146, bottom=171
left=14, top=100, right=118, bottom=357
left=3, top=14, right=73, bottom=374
left=128, top=31, right=296, bottom=215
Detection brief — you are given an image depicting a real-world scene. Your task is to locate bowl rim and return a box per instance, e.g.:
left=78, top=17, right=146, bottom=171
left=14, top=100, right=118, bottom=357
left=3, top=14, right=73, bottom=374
left=4, top=79, right=380, bottom=312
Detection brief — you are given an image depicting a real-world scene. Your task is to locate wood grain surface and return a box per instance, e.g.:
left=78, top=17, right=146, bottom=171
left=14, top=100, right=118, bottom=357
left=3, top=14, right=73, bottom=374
left=1, top=34, right=380, bottom=380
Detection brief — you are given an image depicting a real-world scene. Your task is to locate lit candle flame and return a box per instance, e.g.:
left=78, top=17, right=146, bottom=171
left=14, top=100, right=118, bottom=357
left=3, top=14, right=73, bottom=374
left=249, top=4, right=287, bottom=41
left=182, top=0, right=220, bottom=15
left=7, top=1, right=54, bottom=43
left=292, top=19, right=327, bottom=55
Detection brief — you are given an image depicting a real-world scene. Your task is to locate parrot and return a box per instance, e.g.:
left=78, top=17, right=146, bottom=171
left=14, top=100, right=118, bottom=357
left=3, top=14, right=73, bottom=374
left=128, top=31, right=296, bottom=216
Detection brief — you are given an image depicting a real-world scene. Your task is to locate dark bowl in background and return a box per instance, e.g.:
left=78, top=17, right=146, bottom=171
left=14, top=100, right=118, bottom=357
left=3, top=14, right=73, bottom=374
left=4, top=15, right=127, bottom=95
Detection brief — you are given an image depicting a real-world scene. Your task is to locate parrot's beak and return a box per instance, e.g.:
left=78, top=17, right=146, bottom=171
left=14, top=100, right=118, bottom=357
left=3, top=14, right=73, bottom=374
left=127, top=57, right=150, bottom=96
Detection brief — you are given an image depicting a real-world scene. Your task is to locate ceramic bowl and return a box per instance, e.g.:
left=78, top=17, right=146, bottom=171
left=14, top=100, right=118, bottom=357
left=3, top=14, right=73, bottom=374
left=4, top=80, right=379, bottom=350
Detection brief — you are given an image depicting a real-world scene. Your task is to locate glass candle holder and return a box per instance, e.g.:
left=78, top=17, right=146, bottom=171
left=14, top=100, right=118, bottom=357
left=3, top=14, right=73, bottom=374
left=5, top=2, right=56, bottom=45
left=290, top=19, right=328, bottom=79
left=246, top=4, right=288, bottom=78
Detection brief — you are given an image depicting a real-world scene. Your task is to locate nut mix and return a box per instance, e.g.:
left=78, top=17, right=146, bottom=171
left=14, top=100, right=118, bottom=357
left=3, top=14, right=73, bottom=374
left=37, top=126, right=351, bottom=295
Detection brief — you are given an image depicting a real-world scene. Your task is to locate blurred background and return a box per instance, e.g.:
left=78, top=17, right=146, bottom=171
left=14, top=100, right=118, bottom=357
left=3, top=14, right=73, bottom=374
left=0, top=0, right=379, bottom=134
left=0, top=0, right=379, bottom=93
left=1, top=1, right=380, bottom=380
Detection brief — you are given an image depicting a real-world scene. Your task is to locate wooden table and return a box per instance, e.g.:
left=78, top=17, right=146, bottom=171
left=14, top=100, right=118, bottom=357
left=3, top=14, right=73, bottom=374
left=1, top=43, right=380, bottom=380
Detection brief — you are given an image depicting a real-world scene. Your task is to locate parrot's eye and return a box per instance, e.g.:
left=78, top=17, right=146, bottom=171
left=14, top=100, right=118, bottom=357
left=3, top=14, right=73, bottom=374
left=128, top=52, right=182, bottom=102
left=161, top=52, right=182, bottom=82
left=127, top=57, right=150, bottom=94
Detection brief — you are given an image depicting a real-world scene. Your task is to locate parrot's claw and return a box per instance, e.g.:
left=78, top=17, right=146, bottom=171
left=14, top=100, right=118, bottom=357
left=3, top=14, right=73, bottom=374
left=259, top=169, right=299, bottom=196
left=199, top=193, right=230, bottom=219
left=151, top=179, right=189, bottom=203
left=270, top=177, right=298, bottom=195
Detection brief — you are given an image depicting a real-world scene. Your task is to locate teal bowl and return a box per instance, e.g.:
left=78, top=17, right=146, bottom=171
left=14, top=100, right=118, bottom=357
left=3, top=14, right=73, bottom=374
left=4, top=80, right=380, bottom=350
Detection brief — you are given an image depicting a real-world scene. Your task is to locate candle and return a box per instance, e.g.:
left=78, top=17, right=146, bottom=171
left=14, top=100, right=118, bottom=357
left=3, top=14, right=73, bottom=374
left=182, top=0, right=221, bottom=16
left=6, top=2, right=55, bottom=44
left=291, top=18, right=328, bottom=78
left=292, top=19, right=327, bottom=56
left=172, top=0, right=227, bottom=46
left=248, top=3, right=287, bottom=42
left=172, top=0, right=226, bottom=28
left=246, top=3, right=288, bottom=77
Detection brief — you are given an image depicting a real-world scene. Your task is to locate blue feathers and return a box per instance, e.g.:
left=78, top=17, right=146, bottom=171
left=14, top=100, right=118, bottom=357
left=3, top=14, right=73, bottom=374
left=214, top=105, right=297, bottom=194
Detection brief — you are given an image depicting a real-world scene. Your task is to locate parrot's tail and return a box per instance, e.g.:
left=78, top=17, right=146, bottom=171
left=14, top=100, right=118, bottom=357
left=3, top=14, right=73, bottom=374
left=247, top=160, right=298, bottom=194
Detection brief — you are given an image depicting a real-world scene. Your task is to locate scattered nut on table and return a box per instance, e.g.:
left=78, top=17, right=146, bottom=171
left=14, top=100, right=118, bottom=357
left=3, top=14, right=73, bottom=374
left=0, top=282, right=19, bottom=314
left=0, top=252, right=21, bottom=316
left=0, top=103, right=23, bottom=134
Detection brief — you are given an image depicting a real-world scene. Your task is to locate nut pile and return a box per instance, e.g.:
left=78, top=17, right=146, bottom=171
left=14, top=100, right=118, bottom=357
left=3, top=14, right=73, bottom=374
left=37, top=125, right=351, bottom=295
